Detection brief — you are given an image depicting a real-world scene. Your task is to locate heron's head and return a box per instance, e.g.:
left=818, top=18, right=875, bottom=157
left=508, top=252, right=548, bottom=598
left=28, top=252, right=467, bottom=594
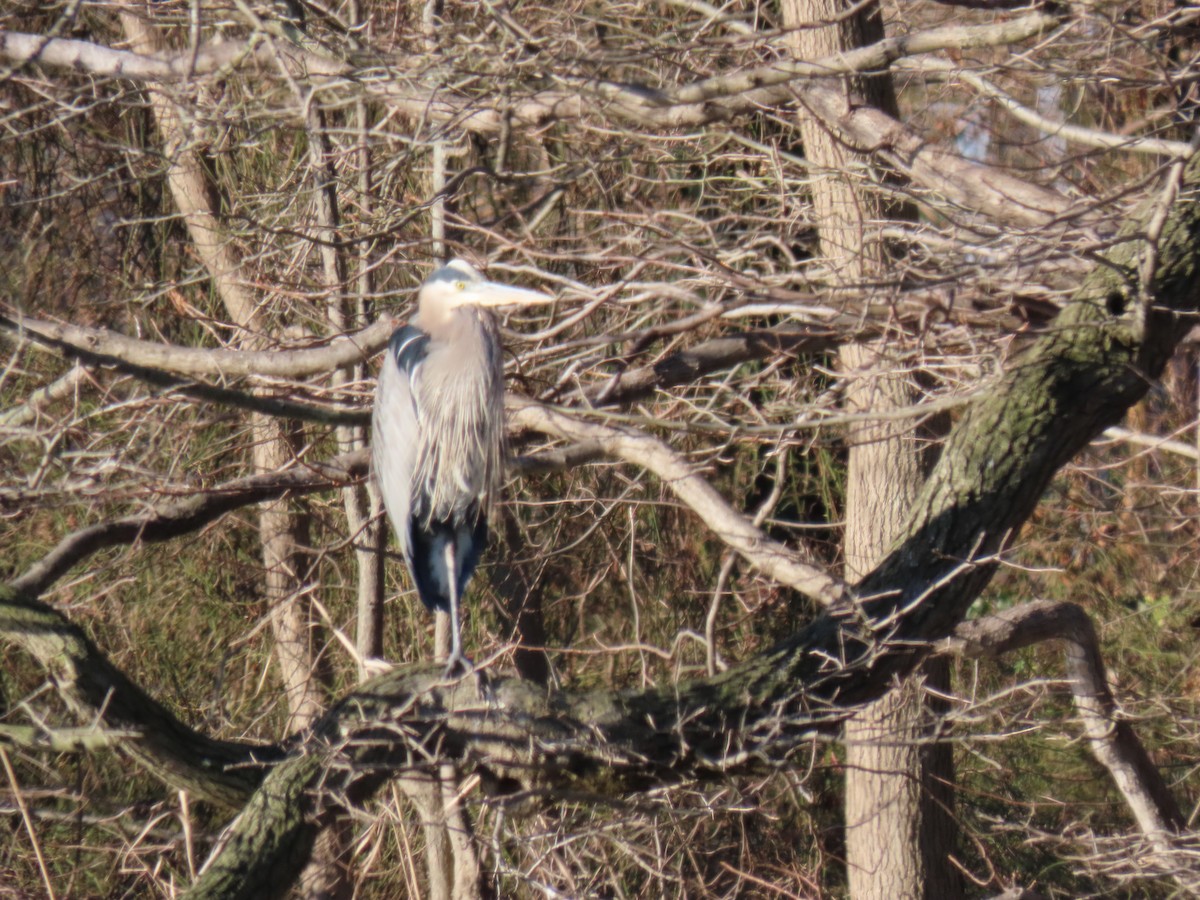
left=417, top=259, right=552, bottom=326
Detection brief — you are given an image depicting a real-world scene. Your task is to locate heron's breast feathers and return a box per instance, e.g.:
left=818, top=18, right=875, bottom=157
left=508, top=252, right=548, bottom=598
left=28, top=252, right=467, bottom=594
left=406, top=321, right=506, bottom=527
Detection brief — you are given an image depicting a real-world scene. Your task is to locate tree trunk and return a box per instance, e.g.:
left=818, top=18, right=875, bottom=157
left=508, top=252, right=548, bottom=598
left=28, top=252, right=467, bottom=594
left=118, top=8, right=325, bottom=735
left=780, top=0, right=960, bottom=895
left=839, top=350, right=957, bottom=899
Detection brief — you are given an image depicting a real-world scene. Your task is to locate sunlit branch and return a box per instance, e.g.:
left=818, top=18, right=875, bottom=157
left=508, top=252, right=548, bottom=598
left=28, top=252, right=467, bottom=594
left=509, top=400, right=848, bottom=606
left=1, top=313, right=392, bottom=379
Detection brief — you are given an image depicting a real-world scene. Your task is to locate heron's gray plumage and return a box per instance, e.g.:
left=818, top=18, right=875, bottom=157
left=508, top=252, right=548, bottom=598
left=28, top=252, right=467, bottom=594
left=371, top=259, right=551, bottom=668
left=409, top=306, right=505, bottom=525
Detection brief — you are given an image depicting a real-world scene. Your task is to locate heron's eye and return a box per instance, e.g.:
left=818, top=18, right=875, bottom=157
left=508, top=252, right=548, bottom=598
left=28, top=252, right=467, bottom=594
left=455, top=280, right=467, bottom=290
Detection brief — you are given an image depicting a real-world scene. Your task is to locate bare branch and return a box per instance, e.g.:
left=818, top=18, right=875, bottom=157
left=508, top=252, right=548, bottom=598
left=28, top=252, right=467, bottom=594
left=916, top=59, right=1194, bottom=158
left=0, top=30, right=274, bottom=81
left=0, top=363, right=87, bottom=427
left=668, top=14, right=1064, bottom=107
left=11, top=450, right=368, bottom=597
left=0, top=586, right=280, bottom=808
left=1100, top=425, right=1200, bottom=461
left=1, top=313, right=392, bottom=379
left=0, top=723, right=137, bottom=753
left=0, top=14, right=1085, bottom=235
left=0, top=14, right=1060, bottom=113
left=945, top=600, right=1188, bottom=848
left=566, top=327, right=839, bottom=407
left=511, top=400, right=849, bottom=606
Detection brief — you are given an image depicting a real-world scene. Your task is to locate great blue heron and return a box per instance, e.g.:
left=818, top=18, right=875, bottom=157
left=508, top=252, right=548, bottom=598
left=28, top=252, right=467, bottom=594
left=372, top=259, right=552, bottom=672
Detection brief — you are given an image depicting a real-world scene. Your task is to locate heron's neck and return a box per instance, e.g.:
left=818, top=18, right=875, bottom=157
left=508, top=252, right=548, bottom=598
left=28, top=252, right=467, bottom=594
left=414, top=304, right=493, bottom=341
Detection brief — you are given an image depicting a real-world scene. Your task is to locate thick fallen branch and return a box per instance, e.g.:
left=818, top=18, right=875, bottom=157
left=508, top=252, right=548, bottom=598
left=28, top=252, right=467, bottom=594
left=0, top=586, right=280, bottom=808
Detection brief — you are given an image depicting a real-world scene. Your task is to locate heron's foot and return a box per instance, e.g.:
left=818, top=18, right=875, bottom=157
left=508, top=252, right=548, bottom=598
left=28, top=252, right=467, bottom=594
left=441, top=651, right=474, bottom=679
left=474, top=667, right=497, bottom=705
left=361, top=656, right=395, bottom=679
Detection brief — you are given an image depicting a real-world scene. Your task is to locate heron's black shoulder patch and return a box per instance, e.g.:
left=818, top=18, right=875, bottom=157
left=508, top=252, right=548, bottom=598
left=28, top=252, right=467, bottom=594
left=388, top=325, right=430, bottom=376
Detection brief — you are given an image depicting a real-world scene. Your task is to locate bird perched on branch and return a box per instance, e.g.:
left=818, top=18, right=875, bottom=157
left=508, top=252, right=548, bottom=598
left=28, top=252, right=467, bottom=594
left=372, top=259, right=552, bottom=672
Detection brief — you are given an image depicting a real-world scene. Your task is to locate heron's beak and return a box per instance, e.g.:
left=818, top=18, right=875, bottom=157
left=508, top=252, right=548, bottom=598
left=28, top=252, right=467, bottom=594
left=467, top=282, right=554, bottom=309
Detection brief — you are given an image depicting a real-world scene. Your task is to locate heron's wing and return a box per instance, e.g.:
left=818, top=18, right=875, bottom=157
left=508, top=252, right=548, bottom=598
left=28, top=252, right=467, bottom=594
left=371, top=325, right=429, bottom=567
left=389, top=325, right=431, bottom=385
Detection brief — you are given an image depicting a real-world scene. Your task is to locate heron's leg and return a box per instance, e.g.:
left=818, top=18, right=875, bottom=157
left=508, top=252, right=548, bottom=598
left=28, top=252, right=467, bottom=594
left=442, top=540, right=470, bottom=675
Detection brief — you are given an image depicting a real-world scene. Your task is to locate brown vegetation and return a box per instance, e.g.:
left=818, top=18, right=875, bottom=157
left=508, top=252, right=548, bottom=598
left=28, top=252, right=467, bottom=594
left=4, top=1, right=1200, bottom=897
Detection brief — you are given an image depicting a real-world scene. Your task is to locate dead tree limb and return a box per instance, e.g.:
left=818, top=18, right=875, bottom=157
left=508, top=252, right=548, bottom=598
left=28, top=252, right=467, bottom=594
left=0, top=313, right=393, bottom=379
left=944, top=600, right=1187, bottom=837
left=0, top=586, right=280, bottom=808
